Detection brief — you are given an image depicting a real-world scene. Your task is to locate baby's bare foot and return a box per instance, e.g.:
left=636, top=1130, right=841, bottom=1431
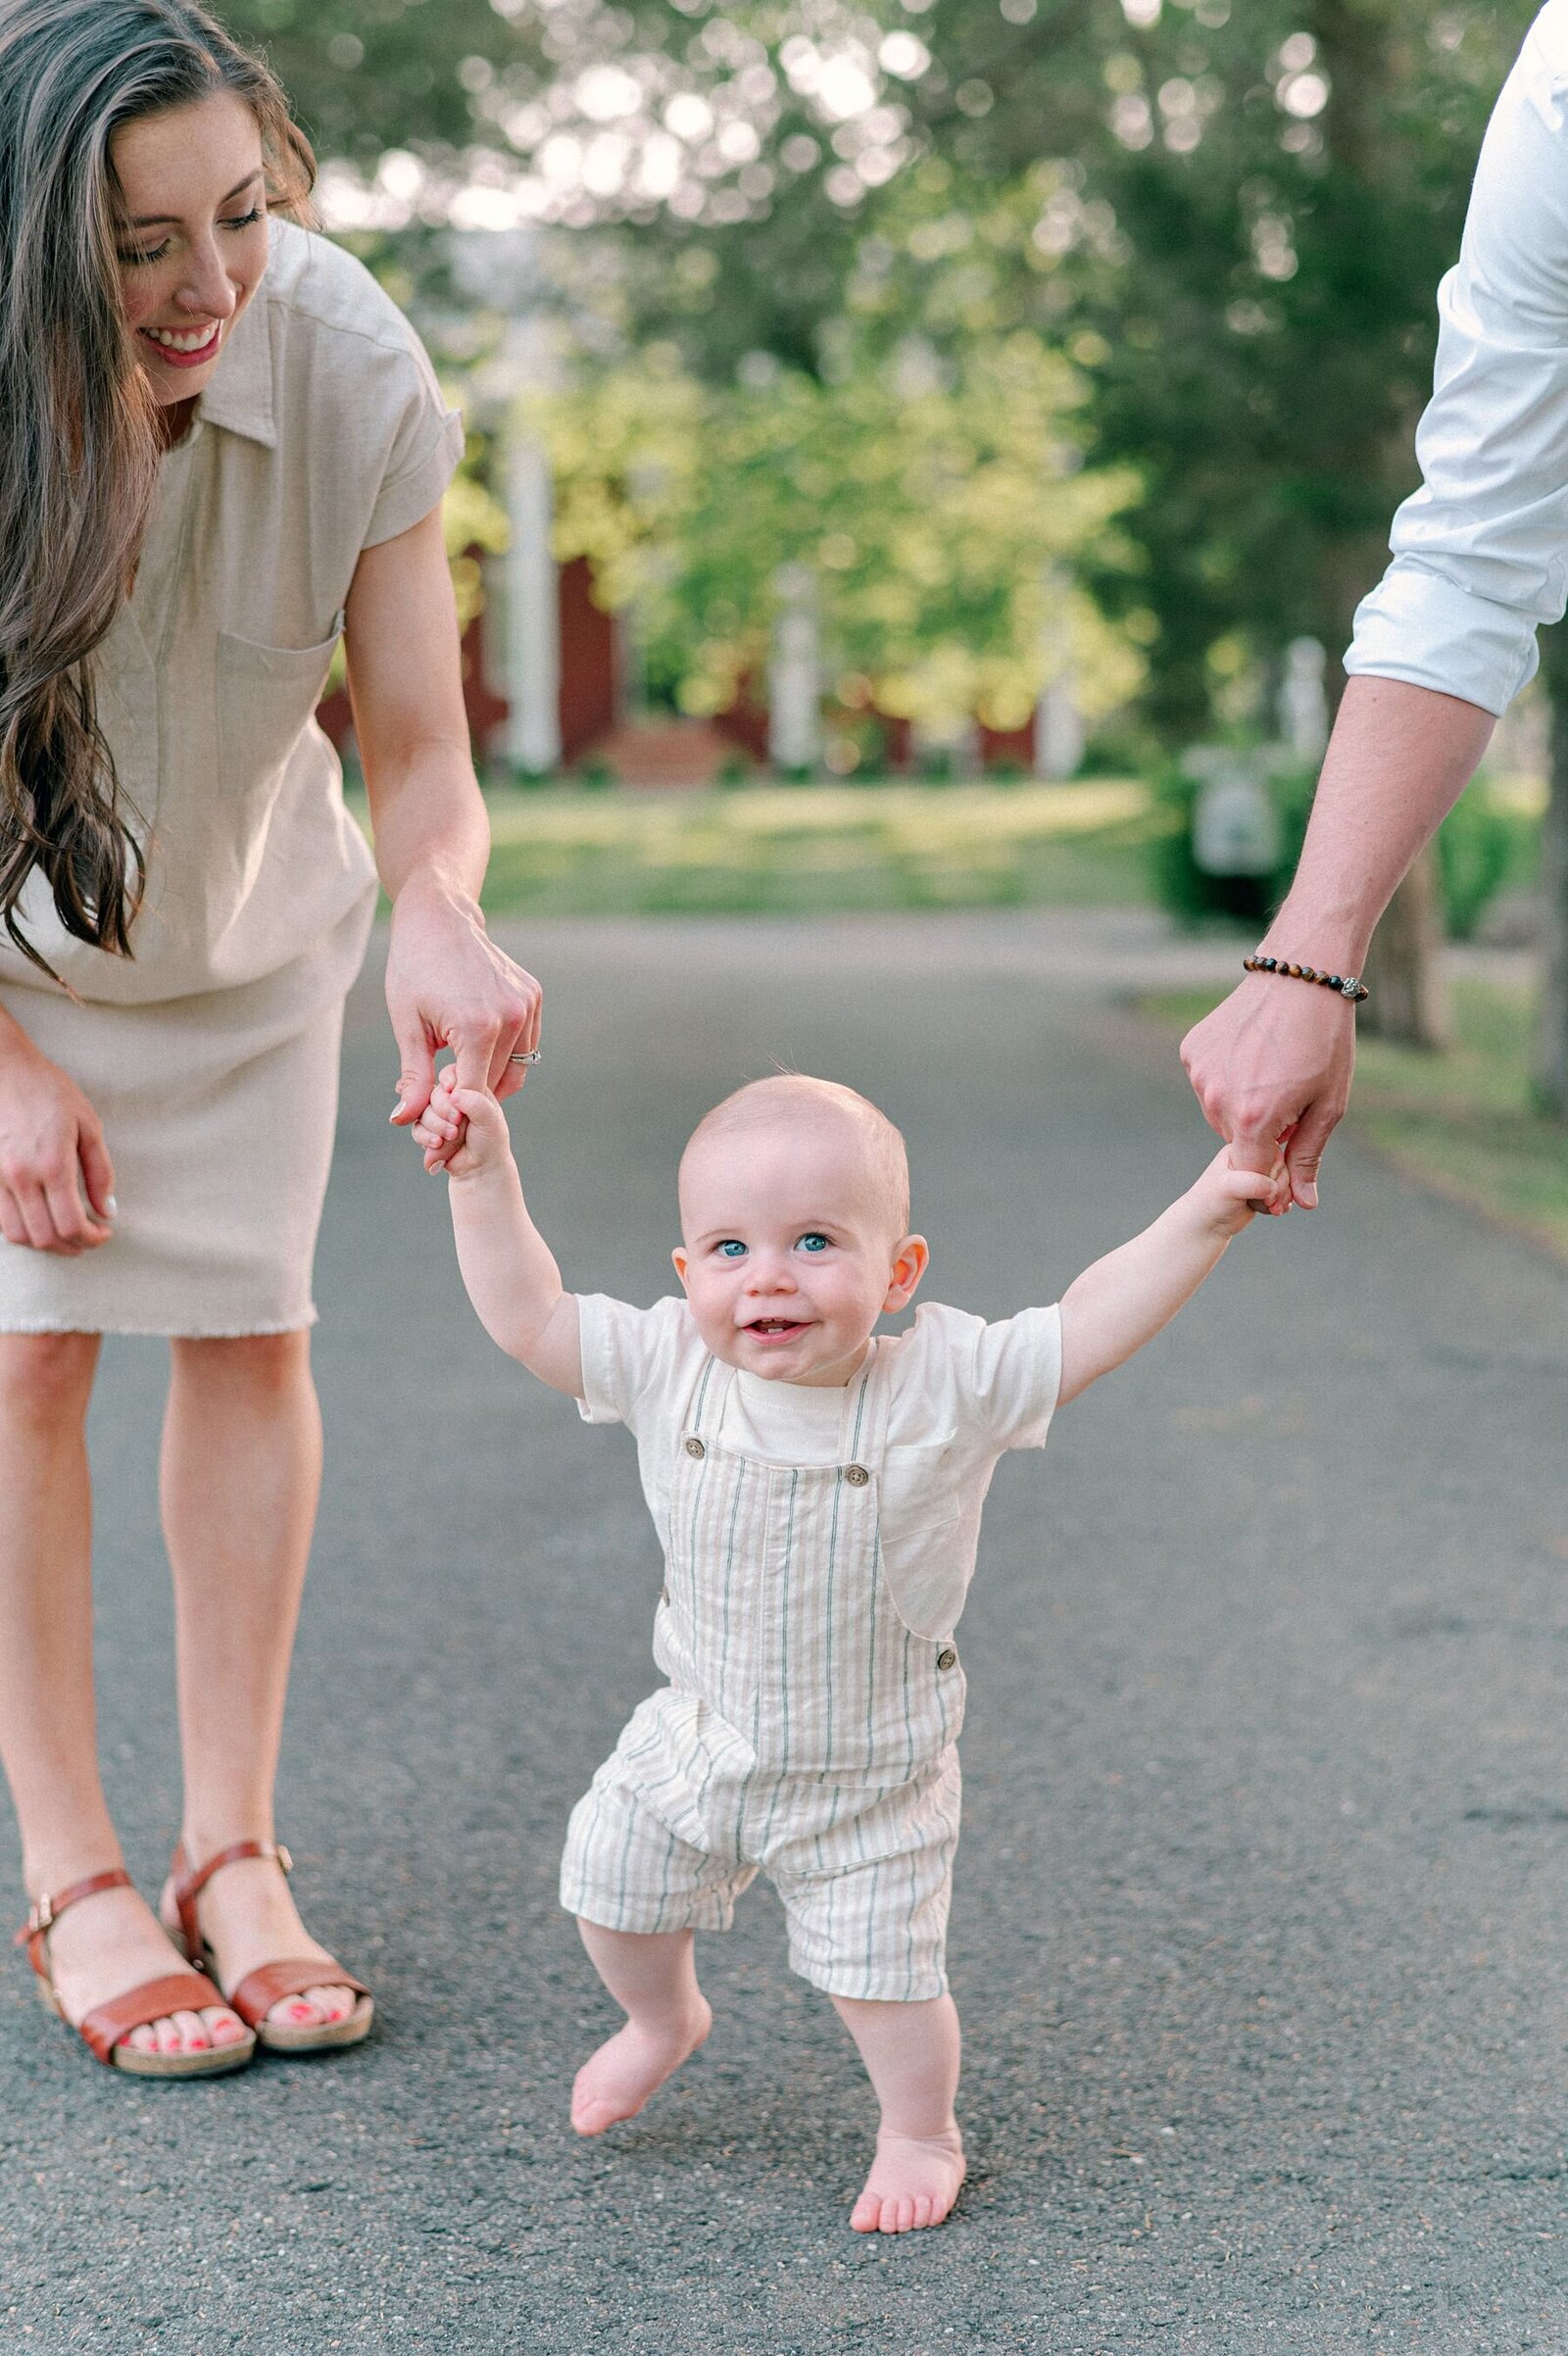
left=570, top=1996, right=711, bottom=2135
left=850, top=2126, right=966, bottom=2234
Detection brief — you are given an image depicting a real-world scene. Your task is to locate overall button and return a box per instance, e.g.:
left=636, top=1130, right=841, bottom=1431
left=684, top=1437, right=706, bottom=1459
left=937, top=1646, right=958, bottom=1671
left=844, top=1463, right=870, bottom=1487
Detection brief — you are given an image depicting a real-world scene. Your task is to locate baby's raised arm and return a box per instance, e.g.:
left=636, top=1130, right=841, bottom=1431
left=1055, top=1147, right=1283, bottom=1405
left=415, top=1068, right=583, bottom=1396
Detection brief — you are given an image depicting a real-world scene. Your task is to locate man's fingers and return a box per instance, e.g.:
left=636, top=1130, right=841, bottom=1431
left=1283, top=1097, right=1345, bottom=1209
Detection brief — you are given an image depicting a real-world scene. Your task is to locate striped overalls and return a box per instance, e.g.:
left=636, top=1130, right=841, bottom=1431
left=561, top=1346, right=967, bottom=2000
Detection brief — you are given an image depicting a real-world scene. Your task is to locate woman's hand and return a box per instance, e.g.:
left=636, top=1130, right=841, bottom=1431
left=0, top=1030, right=116, bottom=1253
left=384, top=878, right=540, bottom=1157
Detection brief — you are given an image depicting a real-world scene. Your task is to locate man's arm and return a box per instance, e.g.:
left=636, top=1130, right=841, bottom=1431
left=1185, top=7, right=1568, bottom=1201
left=1181, top=677, right=1494, bottom=1201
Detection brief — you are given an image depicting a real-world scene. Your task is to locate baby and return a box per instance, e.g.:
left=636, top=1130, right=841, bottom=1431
left=416, top=1067, right=1282, bottom=2235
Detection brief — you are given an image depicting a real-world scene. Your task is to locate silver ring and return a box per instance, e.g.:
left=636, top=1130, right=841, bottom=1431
left=509, top=1049, right=543, bottom=1065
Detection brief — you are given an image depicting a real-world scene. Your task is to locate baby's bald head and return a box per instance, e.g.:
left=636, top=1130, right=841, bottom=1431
left=679, top=1076, right=911, bottom=1244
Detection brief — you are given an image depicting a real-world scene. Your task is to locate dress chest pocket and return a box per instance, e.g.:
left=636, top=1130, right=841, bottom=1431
left=216, top=626, right=342, bottom=797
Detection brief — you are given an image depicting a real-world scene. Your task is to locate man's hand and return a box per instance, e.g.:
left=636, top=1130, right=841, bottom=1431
left=1181, top=972, right=1355, bottom=1212
left=384, top=880, right=541, bottom=1163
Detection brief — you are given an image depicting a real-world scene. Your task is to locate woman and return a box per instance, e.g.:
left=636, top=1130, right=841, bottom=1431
left=0, top=0, right=539, bottom=2075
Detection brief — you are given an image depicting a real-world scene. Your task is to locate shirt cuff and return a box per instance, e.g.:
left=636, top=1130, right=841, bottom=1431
left=364, top=408, right=466, bottom=549
left=573, top=1293, right=625, bottom=1426
left=1346, top=559, right=1541, bottom=716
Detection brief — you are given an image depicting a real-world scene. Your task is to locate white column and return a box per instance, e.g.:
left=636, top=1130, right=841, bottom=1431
left=503, top=434, right=561, bottom=775
left=1279, top=635, right=1328, bottom=761
left=768, top=564, right=820, bottom=772
left=1034, top=569, right=1083, bottom=780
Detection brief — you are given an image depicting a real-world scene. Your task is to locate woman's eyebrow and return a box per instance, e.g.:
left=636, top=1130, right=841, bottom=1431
left=128, top=169, right=262, bottom=227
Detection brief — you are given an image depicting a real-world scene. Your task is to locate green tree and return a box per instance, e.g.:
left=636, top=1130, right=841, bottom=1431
left=526, top=333, right=1141, bottom=737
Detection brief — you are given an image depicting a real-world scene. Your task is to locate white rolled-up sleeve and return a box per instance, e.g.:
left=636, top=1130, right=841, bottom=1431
left=1347, top=2, right=1568, bottom=714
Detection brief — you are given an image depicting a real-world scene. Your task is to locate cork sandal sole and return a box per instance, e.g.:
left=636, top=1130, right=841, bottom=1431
left=167, top=1907, right=373, bottom=2057
left=40, top=1978, right=255, bottom=2078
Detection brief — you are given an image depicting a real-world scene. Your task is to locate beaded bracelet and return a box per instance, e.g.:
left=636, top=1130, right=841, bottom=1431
left=1243, top=954, right=1368, bottom=1003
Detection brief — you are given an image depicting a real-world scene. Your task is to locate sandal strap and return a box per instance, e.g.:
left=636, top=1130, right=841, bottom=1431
left=170, top=1840, right=292, bottom=1955
left=226, top=1957, right=369, bottom=2029
left=77, top=1968, right=228, bottom=2067
left=14, top=1868, right=134, bottom=1977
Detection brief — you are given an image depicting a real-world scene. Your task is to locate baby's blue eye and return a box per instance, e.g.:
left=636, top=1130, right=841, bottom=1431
left=797, top=1232, right=830, bottom=1253
left=717, top=1240, right=747, bottom=1258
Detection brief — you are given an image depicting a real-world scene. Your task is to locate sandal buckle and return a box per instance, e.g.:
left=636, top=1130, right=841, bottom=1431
left=28, top=1892, right=54, bottom=1934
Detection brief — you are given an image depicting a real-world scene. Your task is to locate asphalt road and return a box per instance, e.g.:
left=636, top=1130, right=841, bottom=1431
left=4, top=912, right=1568, bottom=2355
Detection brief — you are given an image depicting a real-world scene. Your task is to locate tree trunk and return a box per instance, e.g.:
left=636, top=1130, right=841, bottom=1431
left=1535, top=641, right=1568, bottom=1120
left=1358, top=844, right=1451, bottom=1051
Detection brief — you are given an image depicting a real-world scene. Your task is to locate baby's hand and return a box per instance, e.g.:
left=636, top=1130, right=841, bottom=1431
left=412, top=1064, right=513, bottom=1179
left=1194, top=1143, right=1289, bottom=1233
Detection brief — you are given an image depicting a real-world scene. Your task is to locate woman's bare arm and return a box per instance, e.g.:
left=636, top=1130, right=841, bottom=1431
left=344, top=507, right=540, bottom=1142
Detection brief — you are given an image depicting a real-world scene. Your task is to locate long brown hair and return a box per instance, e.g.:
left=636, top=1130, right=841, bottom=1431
left=0, top=0, right=315, bottom=980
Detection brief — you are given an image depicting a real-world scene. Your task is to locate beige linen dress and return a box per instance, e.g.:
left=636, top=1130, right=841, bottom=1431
left=0, top=218, right=463, bottom=1335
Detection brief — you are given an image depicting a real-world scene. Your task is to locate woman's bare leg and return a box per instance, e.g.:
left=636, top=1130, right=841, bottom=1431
left=0, top=1333, right=244, bottom=2059
left=161, top=1331, right=357, bottom=2031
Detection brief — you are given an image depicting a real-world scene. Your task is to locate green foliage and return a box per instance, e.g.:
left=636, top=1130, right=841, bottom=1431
left=524, top=336, right=1141, bottom=730
left=220, top=0, right=1541, bottom=753
left=1153, top=758, right=1538, bottom=939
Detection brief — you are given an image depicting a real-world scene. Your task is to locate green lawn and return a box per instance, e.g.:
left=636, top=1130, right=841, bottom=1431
left=1143, top=980, right=1568, bottom=1264
left=463, top=780, right=1169, bottom=917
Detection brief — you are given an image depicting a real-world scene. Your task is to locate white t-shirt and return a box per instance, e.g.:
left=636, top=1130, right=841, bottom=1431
left=576, top=1294, right=1062, bottom=1639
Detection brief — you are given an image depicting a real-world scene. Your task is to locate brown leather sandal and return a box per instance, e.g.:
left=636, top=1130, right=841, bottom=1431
left=16, top=1868, right=256, bottom=2079
left=168, top=1841, right=373, bottom=2055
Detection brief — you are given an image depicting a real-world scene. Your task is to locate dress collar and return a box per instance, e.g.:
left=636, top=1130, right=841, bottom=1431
left=193, top=273, right=275, bottom=448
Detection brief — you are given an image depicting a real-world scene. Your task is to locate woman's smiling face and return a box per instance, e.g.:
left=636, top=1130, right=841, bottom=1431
left=111, top=91, right=270, bottom=404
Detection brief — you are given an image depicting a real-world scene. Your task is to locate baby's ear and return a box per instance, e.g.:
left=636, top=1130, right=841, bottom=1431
left=883, top=1233, right=930, bottom=1311
left=671, top=1247, right=690, bottom=1291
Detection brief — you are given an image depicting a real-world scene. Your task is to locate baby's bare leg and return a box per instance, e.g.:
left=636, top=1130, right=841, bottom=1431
left=571, top=1921, right=712, bottom=2135
left=832, top=1992, right=966, bottom=2234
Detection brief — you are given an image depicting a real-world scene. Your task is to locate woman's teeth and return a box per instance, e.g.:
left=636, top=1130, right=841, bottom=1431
left=143, top=324, right=219, bottom=353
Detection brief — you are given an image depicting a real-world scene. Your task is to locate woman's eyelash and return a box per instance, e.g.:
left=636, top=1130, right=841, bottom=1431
left=119, top=208, right=265, bottom=267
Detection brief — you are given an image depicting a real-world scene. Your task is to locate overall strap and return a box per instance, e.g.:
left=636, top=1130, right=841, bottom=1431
left=838, top=1340, right=890, bottom=1465
left=687, top=1353, right=737, bottom=1440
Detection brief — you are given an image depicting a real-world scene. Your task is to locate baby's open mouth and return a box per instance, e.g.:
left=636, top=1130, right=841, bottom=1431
left=745, top=1318, right=809, bottom=1339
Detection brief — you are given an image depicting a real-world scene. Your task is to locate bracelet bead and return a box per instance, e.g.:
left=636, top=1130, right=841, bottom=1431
left=1243, top=953, right=1368, bottom=1004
